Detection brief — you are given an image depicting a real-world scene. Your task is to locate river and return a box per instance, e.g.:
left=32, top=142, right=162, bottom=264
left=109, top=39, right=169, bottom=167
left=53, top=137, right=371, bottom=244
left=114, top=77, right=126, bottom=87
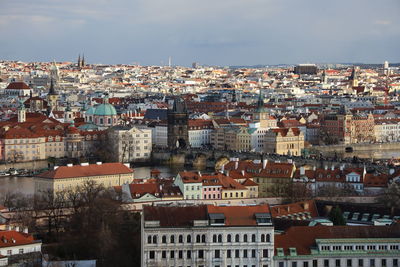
left=0, top=165, right=208, bottom=197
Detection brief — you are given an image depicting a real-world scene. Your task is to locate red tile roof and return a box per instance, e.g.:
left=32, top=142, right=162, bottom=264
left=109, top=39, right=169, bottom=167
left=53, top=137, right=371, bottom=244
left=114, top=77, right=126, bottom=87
left=271, top=200, right=318, bottom=219
left=275, top=225, right=400, bottom=256
left=6, top=82, right=31, bottom=90
left=36, top=163, right=133, bottom=179
left=0, top=230, right=37, bottom=248
left=144, top=205, right=208, bottom=227
left=207, top=204, right=270, bottom=226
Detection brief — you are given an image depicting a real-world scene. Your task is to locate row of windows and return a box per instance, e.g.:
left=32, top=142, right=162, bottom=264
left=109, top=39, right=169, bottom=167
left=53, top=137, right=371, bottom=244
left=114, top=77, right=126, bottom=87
left=147, top=233, right=271, bottom=244
left=320, top=244, right=399, bottom=251
left=280, top=258, right=399, bottom=267
left=148, top=249, right=270, bottom=260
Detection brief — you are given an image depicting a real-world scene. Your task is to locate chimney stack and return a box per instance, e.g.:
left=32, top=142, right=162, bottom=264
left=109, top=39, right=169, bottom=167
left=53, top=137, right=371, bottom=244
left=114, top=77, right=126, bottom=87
left=263, top=159, right=268, bottom=169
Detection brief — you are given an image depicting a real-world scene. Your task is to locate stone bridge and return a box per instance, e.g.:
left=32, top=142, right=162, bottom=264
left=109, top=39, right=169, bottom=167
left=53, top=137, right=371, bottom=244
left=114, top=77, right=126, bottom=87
left=151, top=148, right=390, bottom=172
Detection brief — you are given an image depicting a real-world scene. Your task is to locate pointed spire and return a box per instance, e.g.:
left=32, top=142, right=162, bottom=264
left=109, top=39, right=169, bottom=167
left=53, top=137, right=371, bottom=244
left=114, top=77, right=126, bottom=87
left=257, top=89, right=265, bottom=111
left=78, top=54, right=81, bottom=68
left=49, top=78, right=57, bottom=95
left=81, top=54, right=85, bottom=67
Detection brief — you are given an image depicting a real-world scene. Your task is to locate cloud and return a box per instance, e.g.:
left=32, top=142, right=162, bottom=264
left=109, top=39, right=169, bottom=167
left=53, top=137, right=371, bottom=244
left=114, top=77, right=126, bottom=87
left=374, top=20, right=391, bottom=25
left=0, top=0, right=399, bottom=65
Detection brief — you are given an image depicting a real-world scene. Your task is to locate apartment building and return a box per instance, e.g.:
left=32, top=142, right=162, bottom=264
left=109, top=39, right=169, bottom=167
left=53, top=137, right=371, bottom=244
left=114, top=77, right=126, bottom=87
left=264, top=128, right=305, bottom=156
left=34, top=162, right=134, bottom=195
left=142, top=204, right=274, bottom=267
left=274, top=225, right=400, bottom=267
left=107, top=126, right=152, bottom=162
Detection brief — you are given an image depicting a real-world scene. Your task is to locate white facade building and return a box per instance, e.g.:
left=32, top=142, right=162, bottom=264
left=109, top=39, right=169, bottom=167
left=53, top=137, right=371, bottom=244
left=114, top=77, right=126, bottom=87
left=108, top=126, right=152, bottom=162
left=142, top=204, right=274, bottom=267
left=154, top=124, right=168, bottom=148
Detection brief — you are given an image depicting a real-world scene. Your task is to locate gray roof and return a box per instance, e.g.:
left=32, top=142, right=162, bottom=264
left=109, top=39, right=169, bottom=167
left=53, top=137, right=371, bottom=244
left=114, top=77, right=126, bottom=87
left=144, top=109, right=168, bottom=120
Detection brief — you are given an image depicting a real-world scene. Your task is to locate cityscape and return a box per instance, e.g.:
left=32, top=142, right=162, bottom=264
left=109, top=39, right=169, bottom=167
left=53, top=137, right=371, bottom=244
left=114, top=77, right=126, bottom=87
left=1, top=0, right=400, bottom=267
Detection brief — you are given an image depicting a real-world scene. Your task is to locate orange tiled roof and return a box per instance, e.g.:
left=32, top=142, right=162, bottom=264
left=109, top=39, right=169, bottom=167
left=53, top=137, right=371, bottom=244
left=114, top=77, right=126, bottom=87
left=207, top=204, right=270, bottom=226
left=37, top=163, right=133, bottom=179
left=0, top=230, right=36, bottom=248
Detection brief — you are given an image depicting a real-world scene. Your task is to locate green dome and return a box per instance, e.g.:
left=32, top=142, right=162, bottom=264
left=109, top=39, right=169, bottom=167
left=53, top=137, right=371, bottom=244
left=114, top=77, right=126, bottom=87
left=85, top=106, right=95, bottom=115
left=78, top=123, right=99, bottom=131
left=94, top=103, right=117, bottom=116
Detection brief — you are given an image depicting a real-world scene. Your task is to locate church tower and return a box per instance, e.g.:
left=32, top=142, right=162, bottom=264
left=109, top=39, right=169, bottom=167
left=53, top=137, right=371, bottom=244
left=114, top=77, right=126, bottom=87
left=253, top=89, right=270, bottom=128
left=49, top=61, right=59, bottom=82
left=77, top=54, right=81, bottom=68
left=167, top=97, right=189, bottom=149
left=81, top=54, right=85, bottom=67
left=47, top=78, right=58, bottom=111
left=64, top=102, right=74, bottom=124
left=17, top=99, right=26, bottom=123
left=349, top=67, right=359, bottom=88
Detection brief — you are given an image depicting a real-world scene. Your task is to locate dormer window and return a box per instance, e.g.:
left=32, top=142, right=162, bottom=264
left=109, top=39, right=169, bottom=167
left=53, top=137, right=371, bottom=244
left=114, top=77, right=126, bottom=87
left=209, top=213, right=225, bottom=225
left=255, top=213, right=272, bottom=225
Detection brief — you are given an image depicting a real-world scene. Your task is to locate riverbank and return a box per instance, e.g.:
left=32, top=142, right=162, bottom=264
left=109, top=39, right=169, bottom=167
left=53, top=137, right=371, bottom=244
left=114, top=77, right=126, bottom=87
left=312, top=142, right=400, bottom=159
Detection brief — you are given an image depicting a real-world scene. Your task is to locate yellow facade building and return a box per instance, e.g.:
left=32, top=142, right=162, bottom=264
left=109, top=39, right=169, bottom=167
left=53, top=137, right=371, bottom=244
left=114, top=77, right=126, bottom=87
left=264, top=127, right=305, bottom=156
left=34, top=162, right=134, bottom=195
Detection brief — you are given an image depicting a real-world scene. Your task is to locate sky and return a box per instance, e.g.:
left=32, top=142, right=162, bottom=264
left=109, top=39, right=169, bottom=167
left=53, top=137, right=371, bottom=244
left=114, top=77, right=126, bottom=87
left=0, top=0, right=399, bottom=66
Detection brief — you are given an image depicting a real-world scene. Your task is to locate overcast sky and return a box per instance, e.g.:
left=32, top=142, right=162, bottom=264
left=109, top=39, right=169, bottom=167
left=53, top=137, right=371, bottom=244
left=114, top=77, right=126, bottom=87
left=0, top=0, right=399, bottom=66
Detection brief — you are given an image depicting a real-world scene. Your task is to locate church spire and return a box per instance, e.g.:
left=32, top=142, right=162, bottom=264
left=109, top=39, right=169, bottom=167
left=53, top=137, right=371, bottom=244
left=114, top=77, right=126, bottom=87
left=49, top=78, right=57, bottom=95
left=257, top=89, right=264, bottom=111
left=78, top=54, right=81, bottom=68
left=81, top=54, right=85, bottom=67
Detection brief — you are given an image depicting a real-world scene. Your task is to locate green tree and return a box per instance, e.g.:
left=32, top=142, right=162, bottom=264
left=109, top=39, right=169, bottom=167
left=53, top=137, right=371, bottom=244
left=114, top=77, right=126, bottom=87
left=328, top=205, right=346, bottom=225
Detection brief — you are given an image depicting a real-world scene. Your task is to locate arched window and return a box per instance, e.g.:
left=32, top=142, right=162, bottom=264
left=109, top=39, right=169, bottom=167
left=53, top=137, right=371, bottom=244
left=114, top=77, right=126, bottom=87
left=170, top=235, right=175, bottom=243
left=266, top=234, right=270, bottom=242
left=152, top=236, right=157, bottom=244
left=202, top=234, right=206, bottom=243
left=227, top=234, right=231, bottom=242
left=108, top=118, right=111, bottom=124
left=178, top=235, right=183, bottom=243
left=147, top=235, right=152, bottom=244
left=235, top=234, right=240, bottom=242
left=243, top=234, right=248, bottom=242
left=187, top=234, right=191, bottom=243
left=162, top=235, right=167, bottom=243
left=196, top=234, right=201, bottom=243
left=218, top=234, right=222, bottom=243
left=99, top=118, right=104, bottom=125
left=252, top=234, right=256, bottom=242
left=213, top=234, right=217, bottom=243
left=261, top=234, right=265, bottom=242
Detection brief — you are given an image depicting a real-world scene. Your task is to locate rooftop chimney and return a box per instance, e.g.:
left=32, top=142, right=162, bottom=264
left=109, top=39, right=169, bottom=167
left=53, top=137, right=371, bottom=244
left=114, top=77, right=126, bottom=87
left=241, top=170, right=245, bottom=176
left=331, top=165, right=335, bottom=171
left=300, top=166, right=305, bottom=176
left=235, top=161, right=239, bottom=170
left=263, top=159, right=268, bottom=169
left=96, top=162, right=102, bottom=165
left=67, top=163, right=73, bottom=167
left=80, top=162, right=89, bottom=166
